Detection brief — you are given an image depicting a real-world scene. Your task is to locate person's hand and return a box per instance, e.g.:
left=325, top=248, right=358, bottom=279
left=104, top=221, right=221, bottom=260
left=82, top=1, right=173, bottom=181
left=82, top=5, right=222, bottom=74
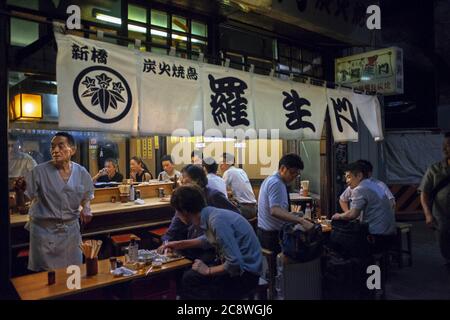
left=297, top=217, right=314, bottom=231
left=80, top=206, right=92, bottom=224
left=425, top=215, right=435, bottom=229
left=98, top=168, right=108, bottom=176
left=192, top=259, right=209, bottom=276
left=331, top=213, right=341, bottom=220
left=159, top=241, right=180, bottom=253
left=157, top=244, right=173, bottom=254
left=80, top=211, right=92, bottom=224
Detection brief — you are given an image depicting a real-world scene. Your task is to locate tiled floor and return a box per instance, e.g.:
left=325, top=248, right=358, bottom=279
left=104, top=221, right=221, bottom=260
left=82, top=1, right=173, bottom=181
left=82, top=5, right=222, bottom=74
left=385, top=221, right=450, bottom=299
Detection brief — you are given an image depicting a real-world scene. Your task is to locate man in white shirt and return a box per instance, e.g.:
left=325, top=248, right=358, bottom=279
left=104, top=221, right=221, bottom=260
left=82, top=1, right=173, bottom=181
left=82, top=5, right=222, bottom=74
left=158, top=155, right=181, bottom=183
left=339, top=159, right=395, bottom=212
left=8, top=136, right=37, bottom=179
left=202, top=157, right=227, bottom=197
left=220, top=153, right=257, bottom=219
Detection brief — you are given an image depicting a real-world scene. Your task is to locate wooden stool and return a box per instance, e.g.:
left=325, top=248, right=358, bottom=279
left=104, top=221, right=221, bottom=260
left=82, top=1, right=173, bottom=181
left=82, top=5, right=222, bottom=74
left=110, top=234, right=141, bottom=256
left=262, top=248, right=276, bottom=300
left=148, top=227, right=169, bottom=245
left=391, top=223, right=413, bottom=268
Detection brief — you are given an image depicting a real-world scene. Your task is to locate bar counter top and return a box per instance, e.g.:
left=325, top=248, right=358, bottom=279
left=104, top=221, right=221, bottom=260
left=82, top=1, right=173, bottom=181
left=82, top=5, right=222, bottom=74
left=10, top=197, right=172, bottom=228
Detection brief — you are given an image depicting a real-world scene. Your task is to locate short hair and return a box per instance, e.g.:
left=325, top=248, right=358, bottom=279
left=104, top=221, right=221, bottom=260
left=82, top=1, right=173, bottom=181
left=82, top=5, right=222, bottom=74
left=191, top=150, right=203, bottom=159
left=345, top=161, right=366, bottom=177
left=278, top=153, right=304, bottom=170
left=356, top=159, right=373, bottom=177
left=203, top=157, right=218, bottom=174
left=170, top=185, right=206, bottom=214
left=54, top=132, right=75, bottom=147
left=222, top=152, right=235, bottom=165
left=104, top=158, right=118, bottom=170
left=161, top=155, right=174, bottom=164
left=181, top=164, right=208, bottom=188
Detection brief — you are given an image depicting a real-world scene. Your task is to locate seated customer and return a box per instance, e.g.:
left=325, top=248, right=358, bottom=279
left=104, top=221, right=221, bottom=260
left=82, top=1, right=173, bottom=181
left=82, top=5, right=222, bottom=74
left=161, top=185, right=262, bottom=300
left=332, top=161, right=396, bottom=253
left=92, top=158, right=123, bottom=183
left=130, top=156, right=153, bottom=182
left=158, top=155, right=181, bottom=183
left=339, top=159, right=395, bottom=212
left=160, top=165, right=239, bottom=260
left=202, top=157, right=227, bottom=197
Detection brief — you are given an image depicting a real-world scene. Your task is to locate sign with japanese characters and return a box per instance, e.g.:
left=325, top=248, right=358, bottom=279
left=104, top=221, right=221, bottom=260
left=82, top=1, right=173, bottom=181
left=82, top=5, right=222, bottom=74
left=327, top=88, right=359, bottom=142
left=335, top=47, right=404, bottom=95
left=202, top=66, right=255, bottom=136
left=253, top=75, right=328, bottom=140
left=55, top=33, right=139, bottom=133
left=139, top=52, right=202, bottom=135
left=55, top=33, right=385, bottom=142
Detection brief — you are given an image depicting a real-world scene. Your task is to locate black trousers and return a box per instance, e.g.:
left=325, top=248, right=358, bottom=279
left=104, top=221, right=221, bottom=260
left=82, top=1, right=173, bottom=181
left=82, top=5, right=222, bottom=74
left=369, top=234, right=396, bottom=254
left=181, top=269, right=259, bottom=300
left=256, top=228, right=281, bottom=255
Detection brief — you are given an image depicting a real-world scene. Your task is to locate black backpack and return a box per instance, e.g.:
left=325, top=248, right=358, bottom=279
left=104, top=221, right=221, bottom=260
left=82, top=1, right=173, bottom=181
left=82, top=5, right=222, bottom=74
left=280, top=222, right=323, bottom=262
left=329, top=219, right=371, bottom=259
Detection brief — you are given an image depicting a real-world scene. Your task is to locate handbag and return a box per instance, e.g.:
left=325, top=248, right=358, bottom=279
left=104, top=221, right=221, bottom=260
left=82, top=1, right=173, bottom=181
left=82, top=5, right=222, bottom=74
left=280, top=222, right=323, bottom=262
left=329, top=219, right=371, bottom=258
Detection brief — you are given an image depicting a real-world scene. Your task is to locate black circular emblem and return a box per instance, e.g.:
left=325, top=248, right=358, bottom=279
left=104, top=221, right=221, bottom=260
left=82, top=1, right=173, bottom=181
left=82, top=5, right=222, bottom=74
left=73, top=66, right=132, bottom=123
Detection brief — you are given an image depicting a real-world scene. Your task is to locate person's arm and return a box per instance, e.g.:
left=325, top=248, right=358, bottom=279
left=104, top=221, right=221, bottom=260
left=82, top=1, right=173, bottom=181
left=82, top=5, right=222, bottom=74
left=332, top=187, right=364, bottom=221
left=339, top=187, right=351, bottom=212
left=163, top=238, right=204, bottom=251
left=339, top=199, right=350, bottom=212
left=191, top=259, right=227, bottom=276
left=420, top=192, right=434, bottom=227
left=271, top=206, right=313, bottom=228
left=418, top=167, right=434, bottom=228
left=267, top=181, right=313, bottom=229
left=144, top=172, right=153, bottom=181
left=161, top=215, right=189, bottom=243
left=80, top=170, right=95, bottom=224
left=332, top=207, right=362, bottom=221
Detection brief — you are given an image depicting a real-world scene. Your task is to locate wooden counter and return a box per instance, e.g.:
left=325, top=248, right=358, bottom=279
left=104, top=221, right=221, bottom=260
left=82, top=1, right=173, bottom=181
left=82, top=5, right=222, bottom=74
left=11, top=256, right=192, bottom=300
left=10, top=187, right=173, bottom=228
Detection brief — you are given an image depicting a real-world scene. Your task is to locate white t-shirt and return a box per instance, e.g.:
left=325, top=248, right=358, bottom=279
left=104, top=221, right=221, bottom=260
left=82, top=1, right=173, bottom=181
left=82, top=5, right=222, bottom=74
left=9, top=152, right=37, bottom=178
left=222, top=166, right=256, bottom=204
left=206, top=173, right=227, bottom=197
left=340, top=177, right=395, bottom=203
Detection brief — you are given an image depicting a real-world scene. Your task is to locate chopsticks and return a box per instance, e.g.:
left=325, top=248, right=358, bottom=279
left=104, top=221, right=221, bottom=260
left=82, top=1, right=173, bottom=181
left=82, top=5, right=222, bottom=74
left=80, top=240, right=103, bottom=259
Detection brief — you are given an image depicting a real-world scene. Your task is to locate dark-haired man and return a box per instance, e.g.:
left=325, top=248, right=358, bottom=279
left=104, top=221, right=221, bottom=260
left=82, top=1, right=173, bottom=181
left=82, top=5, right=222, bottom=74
left=158, top=155, right=181, bottom=182
left=419, top=132, right=450, bottom=265
left=203, top=157, right=227, bottom=197
left=257, top=153, right=314, bottom=255
left=332, top=161, right=396, bottom=253
left=339, top=159, right=395, bottom=212
left=161, top=185, right=262, bottom=300
left=25, top=132, right=94, bottom=271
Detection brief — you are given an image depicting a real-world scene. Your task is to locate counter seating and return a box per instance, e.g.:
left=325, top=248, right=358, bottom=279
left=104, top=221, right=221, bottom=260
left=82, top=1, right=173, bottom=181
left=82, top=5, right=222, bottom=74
left=110, top=233, right=141, bottom=256
left=148, top=226, right=169, bottom=245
